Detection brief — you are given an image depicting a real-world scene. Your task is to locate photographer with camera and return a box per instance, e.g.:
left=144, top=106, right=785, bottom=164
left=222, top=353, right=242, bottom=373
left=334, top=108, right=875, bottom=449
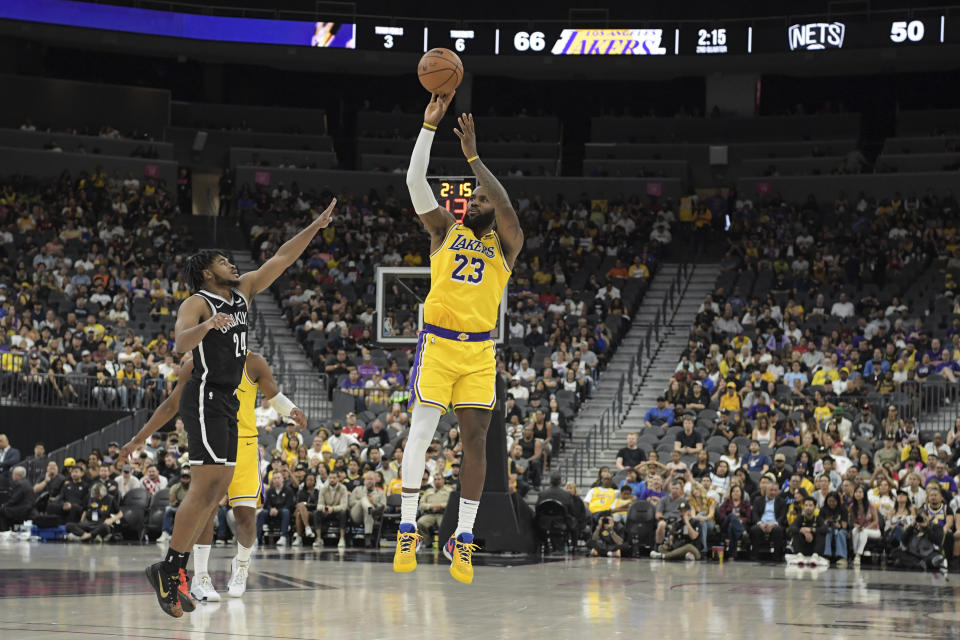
left=653, top=478, right=686, bottom=547
left=891, top=484, right=952, bottom=573
left=650, top=500, right=701, bottom=560
left=588, top=514, right=624, bottom=557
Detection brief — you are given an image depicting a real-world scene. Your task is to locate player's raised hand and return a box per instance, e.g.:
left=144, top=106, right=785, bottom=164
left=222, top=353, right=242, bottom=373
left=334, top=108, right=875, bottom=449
left=315, top=197, right=337, bottom=228
left=424, top=92, right=455, bottom=127
left=453, top=113, right=478, bottom=160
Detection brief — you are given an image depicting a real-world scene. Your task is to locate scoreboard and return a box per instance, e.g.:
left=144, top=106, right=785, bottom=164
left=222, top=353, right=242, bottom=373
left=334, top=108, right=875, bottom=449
left=2, top=3, right=958, bottom=57
left=358, top=12, right=957, bottom=55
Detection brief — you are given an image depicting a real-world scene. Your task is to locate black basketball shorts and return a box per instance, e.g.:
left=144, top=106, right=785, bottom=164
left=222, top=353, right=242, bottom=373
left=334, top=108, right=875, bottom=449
left=180, top=378, right=240, bottom=466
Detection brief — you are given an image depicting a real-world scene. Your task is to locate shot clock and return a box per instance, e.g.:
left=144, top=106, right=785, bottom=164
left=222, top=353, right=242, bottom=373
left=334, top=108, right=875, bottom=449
left=430, top=176, right=475, bottom=223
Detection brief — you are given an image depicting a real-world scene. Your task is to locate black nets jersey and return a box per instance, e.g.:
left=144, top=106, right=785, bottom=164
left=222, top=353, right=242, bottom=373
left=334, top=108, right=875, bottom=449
left=191, top=288, right=249, bottom=388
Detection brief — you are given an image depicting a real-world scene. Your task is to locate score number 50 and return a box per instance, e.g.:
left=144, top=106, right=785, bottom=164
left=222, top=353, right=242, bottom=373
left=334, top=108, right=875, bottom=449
left=890, top=20, right=924, bottom=43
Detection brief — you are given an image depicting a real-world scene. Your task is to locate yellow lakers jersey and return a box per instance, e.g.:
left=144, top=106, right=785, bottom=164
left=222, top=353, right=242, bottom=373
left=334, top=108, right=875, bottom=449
left=423, top=223, right=511, bottom=333
left=236, top=357, right=259, bottom=438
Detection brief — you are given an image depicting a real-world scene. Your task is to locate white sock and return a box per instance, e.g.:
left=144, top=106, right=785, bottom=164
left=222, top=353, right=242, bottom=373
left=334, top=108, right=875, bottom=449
left=400, top=403, right=442, bottom=526
left=236, top=541, right=253, bottom=563
left=400, top=492, right=420, bottom=526
left=193, top=544, right=211, bottom=576
left=454, top=498, right=480, bottom=538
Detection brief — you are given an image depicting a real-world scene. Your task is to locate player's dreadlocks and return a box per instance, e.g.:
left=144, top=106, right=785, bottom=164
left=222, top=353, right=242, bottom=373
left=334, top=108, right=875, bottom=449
left=184, top=250, right=224, bottom=292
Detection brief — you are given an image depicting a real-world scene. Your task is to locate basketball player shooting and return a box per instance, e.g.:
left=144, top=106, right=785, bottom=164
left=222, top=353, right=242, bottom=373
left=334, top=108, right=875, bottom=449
left=143, top=199, right=335, bottom=617
left=395, top=93, right=523, bottom=584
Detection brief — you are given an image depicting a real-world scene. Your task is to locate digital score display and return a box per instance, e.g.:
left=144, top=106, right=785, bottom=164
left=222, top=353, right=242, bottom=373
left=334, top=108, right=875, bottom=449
left=355, top=14, right=956, bottom=55
left=12, top=4, right=956, bottom=56
left=431, top=177, right=475, bottom=222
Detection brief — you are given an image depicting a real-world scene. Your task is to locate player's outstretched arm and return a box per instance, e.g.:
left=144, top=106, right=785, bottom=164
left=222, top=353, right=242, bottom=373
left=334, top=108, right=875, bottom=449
left=246, top=352, right=307, bottom=429
left=408, top=92, right=456, bottom=253
left=118, top=357, right=193, bottom=462
left=239, top=198, right=337, bottom=299
left=454, top=113, right=524, bottom=268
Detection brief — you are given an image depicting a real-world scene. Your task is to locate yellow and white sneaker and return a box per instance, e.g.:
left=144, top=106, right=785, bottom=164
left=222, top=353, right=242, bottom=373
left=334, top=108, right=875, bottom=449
left=443, top=533, right=480, bottom=584
left=393, top=524, right=421, bottom=573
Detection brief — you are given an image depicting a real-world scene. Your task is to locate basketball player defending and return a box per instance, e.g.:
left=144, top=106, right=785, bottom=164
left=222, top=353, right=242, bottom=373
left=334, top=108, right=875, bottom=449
left=123, top=352, right=304, bottom=603
left=394, top=93, right=523, bottom=584
left=144, top=199, right=334, bottom=617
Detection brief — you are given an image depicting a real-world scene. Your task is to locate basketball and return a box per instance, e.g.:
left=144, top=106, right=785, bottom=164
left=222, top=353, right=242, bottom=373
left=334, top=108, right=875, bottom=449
left=417, top=48, right=463, bottom=94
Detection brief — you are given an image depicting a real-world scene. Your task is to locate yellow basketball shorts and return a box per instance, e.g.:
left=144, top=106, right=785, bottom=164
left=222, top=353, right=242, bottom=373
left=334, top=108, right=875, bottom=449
left=408, top=331, right=496, bottom=414
left=227, top=436, right=262, bottom=508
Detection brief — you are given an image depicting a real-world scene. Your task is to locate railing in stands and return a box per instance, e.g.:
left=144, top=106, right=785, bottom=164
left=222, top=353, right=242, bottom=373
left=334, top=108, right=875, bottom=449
left=563, top=263, right=691, bottom=490
left=0, top=372, right=167, bottom=411
left=18, top=409, right=150, bottom=484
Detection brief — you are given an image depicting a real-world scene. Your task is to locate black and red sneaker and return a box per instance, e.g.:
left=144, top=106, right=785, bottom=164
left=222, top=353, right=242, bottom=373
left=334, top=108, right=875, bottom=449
left=177, top=568, right=196, bottom=613
left=145, top=561, right=183, bottom=618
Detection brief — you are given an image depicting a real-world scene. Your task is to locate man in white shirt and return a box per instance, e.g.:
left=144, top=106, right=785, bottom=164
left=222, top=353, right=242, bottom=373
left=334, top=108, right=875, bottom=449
left=650, top=224, right=671, bottom=245
left=925, top=433, right=952, bottom=459
left=513, top=359, right=537, bottom=385
left=306, top=435, right=327, bottom=464
left=830, top=293, right=855, bottom=319
left=255, top=396, right=282, bottom=432
left=326, top=424, right=360, bottom=458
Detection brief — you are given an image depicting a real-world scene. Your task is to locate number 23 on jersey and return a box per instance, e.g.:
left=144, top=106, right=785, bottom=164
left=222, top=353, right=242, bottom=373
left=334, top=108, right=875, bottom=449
left=451, top=253, right=485, bottom=284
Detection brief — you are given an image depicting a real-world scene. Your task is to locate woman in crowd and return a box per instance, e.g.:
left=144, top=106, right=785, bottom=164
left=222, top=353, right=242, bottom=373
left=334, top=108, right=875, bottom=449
left=716, top=484, right=751, bottom=558
left=885, top=491, right=915, bottom=548
left=709, top=460, right=732, bottom=499
left=752, top=415, right=773, bottom=447
left=849, top=484, right=881, bottom=567
left=721, top=442, right=740, bottom=471
left=819, top=491, right=849, bottom=566
left=688, top=482, right=717, bottom=555
left=868, top=477, right=896, bottom=521
left=292, top=473, right=319, bottom=545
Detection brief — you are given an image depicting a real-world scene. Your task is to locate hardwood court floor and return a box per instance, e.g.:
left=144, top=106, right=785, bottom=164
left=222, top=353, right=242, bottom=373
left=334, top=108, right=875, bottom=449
left=0, top=541, right=956, bottom=640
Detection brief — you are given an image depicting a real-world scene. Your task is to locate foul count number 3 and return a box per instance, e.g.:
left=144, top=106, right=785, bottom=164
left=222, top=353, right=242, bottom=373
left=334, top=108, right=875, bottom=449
left=451, top=253, right=485, bottom=284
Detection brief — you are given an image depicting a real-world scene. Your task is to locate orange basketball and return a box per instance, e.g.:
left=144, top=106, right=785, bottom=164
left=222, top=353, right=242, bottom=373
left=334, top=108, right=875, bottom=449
left=417, top=48, right=463, bottom=94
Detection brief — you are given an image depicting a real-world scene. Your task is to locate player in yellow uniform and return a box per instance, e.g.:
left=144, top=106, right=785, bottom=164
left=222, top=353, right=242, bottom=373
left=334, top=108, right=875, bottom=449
left=121, top=352, right=304, bottom=601
left=395, top=92, right=524, bottom=584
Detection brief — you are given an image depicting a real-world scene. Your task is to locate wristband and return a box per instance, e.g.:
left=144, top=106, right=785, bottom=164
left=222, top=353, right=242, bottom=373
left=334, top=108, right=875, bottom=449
left=422, top=122, right=437, bottom=131
left=269, top=391, right=298, bottom=418
left=467, top=155, right=479, bottom=163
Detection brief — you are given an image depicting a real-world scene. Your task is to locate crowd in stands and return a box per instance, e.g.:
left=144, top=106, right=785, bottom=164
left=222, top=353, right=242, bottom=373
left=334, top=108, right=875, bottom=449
left=572, top=189, right=960, bottom=572
left=19, top=119, right=160, bottom=145
left=0, top=174, right=192, bottom=410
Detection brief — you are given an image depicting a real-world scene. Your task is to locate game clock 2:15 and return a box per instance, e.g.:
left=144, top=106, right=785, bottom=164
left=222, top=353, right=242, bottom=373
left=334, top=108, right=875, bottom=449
left=438, top=179, right=474, bottom=221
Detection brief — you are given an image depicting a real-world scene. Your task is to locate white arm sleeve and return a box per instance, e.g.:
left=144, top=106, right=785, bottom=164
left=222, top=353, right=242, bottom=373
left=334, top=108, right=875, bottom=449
left=405, top=128, right=439, bottom=215
left=269, top=392, right=297, bottom=417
